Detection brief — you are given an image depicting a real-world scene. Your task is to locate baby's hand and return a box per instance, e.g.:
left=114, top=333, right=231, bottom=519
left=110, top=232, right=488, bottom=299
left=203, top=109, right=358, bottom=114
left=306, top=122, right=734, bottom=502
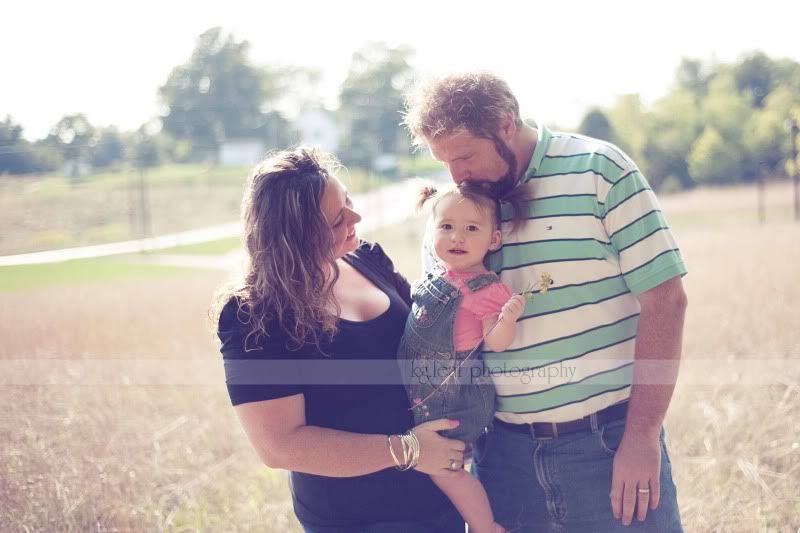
left=499, top=294, right=526, bottom=322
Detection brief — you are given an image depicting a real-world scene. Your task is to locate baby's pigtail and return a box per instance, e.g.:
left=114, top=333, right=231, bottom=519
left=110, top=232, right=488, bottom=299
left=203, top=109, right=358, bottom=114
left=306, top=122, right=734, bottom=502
left=417, top=185, right=438, bottom=212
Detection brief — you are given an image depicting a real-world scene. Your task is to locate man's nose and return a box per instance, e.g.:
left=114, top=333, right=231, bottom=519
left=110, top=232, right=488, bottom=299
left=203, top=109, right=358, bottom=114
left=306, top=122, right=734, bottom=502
left=448, top=164, right=470, bottom=184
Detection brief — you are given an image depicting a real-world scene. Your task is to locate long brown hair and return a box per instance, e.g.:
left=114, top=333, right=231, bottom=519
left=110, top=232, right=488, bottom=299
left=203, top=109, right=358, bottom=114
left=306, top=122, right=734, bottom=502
left=212, top=147, right=341, bottom=351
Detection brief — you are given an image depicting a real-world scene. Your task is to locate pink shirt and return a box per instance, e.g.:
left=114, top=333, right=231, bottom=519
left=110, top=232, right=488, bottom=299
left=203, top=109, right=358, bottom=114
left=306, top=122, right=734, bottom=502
left=441, top=267, right=513, bottom=352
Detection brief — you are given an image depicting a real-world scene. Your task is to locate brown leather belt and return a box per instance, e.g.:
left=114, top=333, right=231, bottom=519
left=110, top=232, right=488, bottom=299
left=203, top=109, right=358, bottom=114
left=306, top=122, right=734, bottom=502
left=493, top=401, right=629, bottom=440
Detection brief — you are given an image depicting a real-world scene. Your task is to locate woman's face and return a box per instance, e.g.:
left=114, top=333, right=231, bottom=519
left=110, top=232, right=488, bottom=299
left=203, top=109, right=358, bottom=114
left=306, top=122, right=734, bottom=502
left=321, top=177, right=362, bottom=259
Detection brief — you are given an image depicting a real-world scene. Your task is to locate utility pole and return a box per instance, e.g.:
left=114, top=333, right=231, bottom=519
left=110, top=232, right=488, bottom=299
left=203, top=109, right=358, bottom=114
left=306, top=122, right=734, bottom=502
left=788, top=118, right=799, bottom=221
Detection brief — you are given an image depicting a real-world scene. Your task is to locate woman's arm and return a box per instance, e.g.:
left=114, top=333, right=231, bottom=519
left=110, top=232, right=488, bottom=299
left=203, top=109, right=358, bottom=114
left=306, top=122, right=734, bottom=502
left=235, top=393, right=468, bottom=478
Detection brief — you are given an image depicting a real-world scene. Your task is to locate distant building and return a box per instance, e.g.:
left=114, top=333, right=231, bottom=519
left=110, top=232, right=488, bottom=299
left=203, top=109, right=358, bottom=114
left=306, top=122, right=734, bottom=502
left=294, top=108, right=340, bottom=153
left=61, top=159, right=92, bottom=180
left=219, top=138, right=266, bottom=167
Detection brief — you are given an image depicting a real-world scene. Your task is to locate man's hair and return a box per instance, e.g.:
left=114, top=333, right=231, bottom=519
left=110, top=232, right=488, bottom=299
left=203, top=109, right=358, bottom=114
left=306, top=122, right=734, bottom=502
left=403, top=72, right=522, bottom=148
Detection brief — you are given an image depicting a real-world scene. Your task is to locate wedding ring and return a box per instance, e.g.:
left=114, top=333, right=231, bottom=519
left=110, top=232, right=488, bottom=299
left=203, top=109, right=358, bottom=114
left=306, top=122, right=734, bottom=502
left=449, top=459, right=459, bottom=470
left=638, top=488, right=650, bottom=493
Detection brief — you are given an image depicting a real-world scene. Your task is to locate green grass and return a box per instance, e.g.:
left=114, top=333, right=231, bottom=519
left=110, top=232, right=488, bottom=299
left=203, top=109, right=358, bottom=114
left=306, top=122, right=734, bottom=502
left=159, top=237, right=242, bottom=255
left=0, top=256, right=203, bottom=292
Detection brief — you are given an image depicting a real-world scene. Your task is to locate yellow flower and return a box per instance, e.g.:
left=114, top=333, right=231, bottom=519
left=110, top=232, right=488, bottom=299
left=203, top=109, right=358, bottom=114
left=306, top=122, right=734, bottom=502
left=520, top=272, right=554, bottom=301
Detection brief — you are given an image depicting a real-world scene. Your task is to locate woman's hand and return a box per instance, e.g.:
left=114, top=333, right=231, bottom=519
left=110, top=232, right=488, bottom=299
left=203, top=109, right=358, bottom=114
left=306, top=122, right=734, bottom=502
left=410, top=418, right=467, bottom=478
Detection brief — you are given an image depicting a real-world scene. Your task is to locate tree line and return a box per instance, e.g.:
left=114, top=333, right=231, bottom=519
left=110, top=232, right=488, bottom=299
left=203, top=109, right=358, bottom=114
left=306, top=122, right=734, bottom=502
left=2, top=27, right=799, bottom=190
left=578, top=53, right=800, bottom=189
left=1, top=28, right=414, bottom=178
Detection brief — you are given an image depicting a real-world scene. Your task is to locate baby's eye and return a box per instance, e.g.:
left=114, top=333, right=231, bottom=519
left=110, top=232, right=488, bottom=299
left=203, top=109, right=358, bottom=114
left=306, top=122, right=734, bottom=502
left=440, top=223, right=453, bottom=230
left=466, top=225, right=479, bottom=232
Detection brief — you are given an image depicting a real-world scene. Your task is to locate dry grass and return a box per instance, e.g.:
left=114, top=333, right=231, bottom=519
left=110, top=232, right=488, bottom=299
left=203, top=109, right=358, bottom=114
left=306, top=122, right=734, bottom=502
left=1, top=184, right=800, bottom=531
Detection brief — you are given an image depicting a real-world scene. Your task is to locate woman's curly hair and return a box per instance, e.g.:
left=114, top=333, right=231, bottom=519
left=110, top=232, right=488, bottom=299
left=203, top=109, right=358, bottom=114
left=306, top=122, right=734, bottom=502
left=212, top=147, right=342, bottom=352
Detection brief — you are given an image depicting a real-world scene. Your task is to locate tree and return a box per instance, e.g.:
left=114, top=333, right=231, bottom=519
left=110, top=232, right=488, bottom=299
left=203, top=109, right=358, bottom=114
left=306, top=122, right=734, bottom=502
left=733, top=52, right=776, bottom=108
left=0, top=115, right=40, bottom=174
left=703, top=71, right=753, bottom=142
left=91, top=127, right=125, bottom=169
left=745, top=86, right=797, bottom=179
left=127, top=124, right=162, bottom=170
left=338, top=43, right=415, bottom=171
left=688, top=126, right=743, bottom=185
left=578, top=108, right=616, bottom=144
left=47, top=113, right=95, bottom=163
left=159, top=27, right=278, bottom=160
left=641, top=90, right=702, bottom=189
left=607, top=94, right=649, bottom=166
left=675, top=58, right=717, bottom=101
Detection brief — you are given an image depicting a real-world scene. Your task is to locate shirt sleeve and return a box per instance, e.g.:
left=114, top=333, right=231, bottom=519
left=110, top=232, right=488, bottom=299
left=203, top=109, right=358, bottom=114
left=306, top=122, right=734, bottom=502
left=355, top=241, right=413, bottom=307
left=217, top=299, right=306, bottom=406
left=601, top=167, right=688, bottom=296
left=463, top=282, right=513, bottom=320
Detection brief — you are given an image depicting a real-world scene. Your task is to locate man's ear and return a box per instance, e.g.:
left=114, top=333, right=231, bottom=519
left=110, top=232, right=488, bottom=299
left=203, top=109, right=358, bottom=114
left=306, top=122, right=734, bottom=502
left=499, top=113, right=517, bottom=143
left=488, top=229, right=503, bottom=251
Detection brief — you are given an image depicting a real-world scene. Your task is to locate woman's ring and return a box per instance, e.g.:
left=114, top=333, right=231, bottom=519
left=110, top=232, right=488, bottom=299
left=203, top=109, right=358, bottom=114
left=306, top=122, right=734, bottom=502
left=449, top=459, right=459, bottom=470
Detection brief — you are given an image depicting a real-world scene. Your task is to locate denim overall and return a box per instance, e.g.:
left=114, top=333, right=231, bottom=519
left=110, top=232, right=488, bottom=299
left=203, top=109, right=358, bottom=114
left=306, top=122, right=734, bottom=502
left=398, top=265, right=498, bottom=444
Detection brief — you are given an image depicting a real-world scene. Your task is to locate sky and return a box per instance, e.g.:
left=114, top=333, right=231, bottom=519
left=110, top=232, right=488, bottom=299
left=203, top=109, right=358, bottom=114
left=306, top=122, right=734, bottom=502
left=3, top=0, right=800, bottom=141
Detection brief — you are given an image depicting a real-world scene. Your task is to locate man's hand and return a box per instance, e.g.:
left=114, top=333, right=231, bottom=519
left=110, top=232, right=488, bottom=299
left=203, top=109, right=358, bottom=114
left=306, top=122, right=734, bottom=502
left=610, top=430, right=661, bottom=526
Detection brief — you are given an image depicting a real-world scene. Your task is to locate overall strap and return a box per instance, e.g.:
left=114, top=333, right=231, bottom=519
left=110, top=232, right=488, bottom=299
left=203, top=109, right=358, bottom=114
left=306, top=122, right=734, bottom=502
left=465, top=272, right=501, bottom=293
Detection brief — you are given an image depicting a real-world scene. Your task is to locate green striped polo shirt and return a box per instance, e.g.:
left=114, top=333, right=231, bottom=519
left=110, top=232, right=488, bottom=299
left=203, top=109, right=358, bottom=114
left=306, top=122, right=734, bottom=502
left=483, top=124, right=687, bottom=423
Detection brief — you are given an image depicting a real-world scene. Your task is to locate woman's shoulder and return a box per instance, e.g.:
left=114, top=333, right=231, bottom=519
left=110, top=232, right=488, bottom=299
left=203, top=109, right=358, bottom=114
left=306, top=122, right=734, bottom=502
left=217, top=297, right=292, bottom=354
left=348, top=240, right=396, bottom=272
left=217, top=296, right=248, bottom=334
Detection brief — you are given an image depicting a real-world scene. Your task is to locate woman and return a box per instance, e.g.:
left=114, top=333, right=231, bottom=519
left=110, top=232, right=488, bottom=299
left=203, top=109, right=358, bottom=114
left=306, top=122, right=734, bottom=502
left=215, top=147, right=467, bottom=532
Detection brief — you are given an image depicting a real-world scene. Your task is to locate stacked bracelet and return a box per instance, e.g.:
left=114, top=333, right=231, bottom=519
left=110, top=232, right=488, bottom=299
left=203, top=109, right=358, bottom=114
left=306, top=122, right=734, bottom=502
left=387, top=431, right=420, bottom=471
left=387, top=434, right=403, bottom=468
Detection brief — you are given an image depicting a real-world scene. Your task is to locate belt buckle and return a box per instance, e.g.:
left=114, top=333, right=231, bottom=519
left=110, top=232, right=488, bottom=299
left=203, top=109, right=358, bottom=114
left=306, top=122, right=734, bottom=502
left=529, top=422, right=559, bottom=440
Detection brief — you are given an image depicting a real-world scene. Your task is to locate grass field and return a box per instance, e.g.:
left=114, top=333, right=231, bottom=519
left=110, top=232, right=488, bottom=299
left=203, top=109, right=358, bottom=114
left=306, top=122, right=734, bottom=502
left=0, top=163, right=392, bottom=256
left=1, top=183, right=799, bottom=532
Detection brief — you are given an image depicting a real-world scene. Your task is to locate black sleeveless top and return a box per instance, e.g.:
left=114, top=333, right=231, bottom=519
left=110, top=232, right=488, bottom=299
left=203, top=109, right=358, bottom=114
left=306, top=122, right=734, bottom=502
left=218, top=241, right=452, bottom=531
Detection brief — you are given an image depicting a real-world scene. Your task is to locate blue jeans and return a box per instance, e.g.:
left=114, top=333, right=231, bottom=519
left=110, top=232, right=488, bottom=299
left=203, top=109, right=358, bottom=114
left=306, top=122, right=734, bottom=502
left=300, top=503, right=464, bottom=532
left=472, top=417, right=683, bottom=532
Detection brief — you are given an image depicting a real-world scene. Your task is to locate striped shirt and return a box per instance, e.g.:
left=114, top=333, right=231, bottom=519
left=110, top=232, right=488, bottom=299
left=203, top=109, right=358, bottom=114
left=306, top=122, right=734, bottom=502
left=422, top=123, right=688, bottom=423
left=482, top=124, right=687, bottom=423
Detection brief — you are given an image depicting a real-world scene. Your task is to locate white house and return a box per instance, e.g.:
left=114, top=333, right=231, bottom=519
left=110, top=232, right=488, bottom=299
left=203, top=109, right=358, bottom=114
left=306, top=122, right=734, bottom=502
left=219, top=138, right=266, bottom=167
left=294, top=108, right=340, bottom=153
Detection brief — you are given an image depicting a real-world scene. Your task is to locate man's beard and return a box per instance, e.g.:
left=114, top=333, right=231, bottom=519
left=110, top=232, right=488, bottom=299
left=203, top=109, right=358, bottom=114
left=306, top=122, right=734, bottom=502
left=466, top=134, right=518, bottom=200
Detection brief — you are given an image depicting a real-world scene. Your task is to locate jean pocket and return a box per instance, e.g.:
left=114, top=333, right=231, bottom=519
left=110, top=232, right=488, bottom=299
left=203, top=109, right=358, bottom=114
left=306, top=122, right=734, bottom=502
left=597, top=419, right=626, bottom=456
left=473, top=428, right=494, bottom=467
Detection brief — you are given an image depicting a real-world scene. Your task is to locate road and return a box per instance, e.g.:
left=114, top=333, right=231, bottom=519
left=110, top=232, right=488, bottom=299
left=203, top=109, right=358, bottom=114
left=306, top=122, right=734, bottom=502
left=0, top=177, right=442, bottom=267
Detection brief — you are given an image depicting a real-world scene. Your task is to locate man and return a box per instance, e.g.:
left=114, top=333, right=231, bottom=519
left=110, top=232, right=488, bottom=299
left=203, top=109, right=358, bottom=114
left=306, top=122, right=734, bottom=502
left=404, top=72, right=687, bottom=532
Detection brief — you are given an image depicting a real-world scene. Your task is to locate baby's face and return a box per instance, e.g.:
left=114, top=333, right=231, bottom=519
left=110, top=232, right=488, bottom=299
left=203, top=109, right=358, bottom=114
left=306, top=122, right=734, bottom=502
left=431, top=194, right=502, bottom=272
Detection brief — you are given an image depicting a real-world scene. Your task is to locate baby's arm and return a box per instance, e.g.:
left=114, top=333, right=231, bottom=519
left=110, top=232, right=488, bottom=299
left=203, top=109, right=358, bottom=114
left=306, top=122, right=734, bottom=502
left=482, top=294, right=526, bottom=352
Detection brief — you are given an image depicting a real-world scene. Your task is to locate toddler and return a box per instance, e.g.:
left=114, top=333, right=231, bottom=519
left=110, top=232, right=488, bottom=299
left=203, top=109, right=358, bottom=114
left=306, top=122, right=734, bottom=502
left=398, top=182, right=525, bottom=533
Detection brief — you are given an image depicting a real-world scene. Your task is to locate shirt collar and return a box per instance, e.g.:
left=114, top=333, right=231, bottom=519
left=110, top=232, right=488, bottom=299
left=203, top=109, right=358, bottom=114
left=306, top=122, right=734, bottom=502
left=522, top=120, right=552, bottom=183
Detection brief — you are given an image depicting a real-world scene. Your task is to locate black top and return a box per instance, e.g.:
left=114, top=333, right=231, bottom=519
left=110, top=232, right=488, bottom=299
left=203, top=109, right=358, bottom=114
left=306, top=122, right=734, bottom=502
left=218, top=241, right=452, bottom=531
